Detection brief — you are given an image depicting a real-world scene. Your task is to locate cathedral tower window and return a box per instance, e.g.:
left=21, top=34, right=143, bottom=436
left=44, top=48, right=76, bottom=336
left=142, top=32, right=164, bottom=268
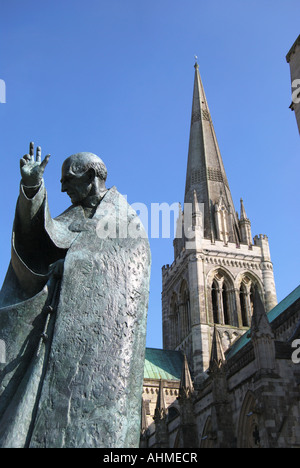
left=222, top=283, right=230, bottom=325
left=240, top=283, right=249, bottom=327
left=239, top=276, right=259, bottom=327
left=250, top=285, right=255, bottom=316
left=209, top=270, right=236, bottom=326
left=180, top=281, right=191, bottom=340
left=212, top=280, right=220, bottom=323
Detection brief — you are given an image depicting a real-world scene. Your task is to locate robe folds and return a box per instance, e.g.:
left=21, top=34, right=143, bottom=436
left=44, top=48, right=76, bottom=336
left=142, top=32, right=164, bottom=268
left=0, top=181, right=151, bottom=448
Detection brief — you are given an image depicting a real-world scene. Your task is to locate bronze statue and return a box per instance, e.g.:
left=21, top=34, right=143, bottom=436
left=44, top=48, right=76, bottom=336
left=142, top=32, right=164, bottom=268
left=0, top=143, right=151, bottom=448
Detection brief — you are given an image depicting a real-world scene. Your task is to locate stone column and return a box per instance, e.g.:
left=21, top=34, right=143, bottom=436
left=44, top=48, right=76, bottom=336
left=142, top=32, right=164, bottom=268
left=235, top=287, right=243, bottom=328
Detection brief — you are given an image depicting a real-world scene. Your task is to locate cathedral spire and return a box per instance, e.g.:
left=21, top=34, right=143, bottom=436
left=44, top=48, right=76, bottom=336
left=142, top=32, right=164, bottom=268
left=184, top=64, right=240, bottom=243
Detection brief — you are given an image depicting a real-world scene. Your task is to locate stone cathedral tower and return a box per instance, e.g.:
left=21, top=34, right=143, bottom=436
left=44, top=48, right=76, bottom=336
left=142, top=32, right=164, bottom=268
left=161, top=62, right=278, bottom=382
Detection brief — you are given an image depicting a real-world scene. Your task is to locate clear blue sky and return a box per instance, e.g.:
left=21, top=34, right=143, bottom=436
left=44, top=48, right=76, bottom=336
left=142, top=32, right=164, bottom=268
left=0, top=0, right=299, bottom=349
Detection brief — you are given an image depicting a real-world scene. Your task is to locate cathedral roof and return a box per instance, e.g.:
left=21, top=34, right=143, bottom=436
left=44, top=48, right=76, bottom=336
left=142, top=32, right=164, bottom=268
left=144, top=348, right=183, bottom=381
left=267, top=284, right=300, bottom=323
left=226, top=284, right=300, bottom=359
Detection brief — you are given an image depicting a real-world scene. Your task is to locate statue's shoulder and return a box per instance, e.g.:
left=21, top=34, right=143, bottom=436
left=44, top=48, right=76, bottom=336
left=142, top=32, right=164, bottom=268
left=100, top=187, right=150, bottom=251
left=101, top=186, right=133, bottom=212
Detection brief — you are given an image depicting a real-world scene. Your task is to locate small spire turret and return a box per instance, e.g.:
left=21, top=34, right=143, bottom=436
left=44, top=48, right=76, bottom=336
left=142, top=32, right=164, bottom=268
left=209, top=325, right=226, bottom=373
left=154, top=380, right=166, bottom=421
left=239, top=198, right=252, bottom=245
left=179, top=354, right=194, bottom=398
left=250, top=288, right=276, bottom=372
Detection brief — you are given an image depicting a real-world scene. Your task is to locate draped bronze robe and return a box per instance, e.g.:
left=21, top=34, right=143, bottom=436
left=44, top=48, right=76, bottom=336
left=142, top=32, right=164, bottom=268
left=0, top=181, right=151, bottom=448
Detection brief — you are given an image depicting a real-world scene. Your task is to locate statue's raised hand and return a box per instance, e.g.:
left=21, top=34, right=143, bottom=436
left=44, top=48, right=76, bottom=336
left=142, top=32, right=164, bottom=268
left=20, top=142, right=50, bottom=187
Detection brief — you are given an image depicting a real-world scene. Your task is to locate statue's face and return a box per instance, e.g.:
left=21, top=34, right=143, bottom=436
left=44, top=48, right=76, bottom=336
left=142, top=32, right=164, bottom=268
left=61, top=159, right=93, bottom=205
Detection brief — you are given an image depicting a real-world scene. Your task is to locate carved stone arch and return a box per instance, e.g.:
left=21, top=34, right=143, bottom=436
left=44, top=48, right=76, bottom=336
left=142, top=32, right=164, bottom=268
left=200, top=415, right=216, bottom=448
left=236, top=271, right=264, bottom=327
left=206, top=266, right=235, bottom=289
left=237, top=391, right=261, bottom=448
left=207, top=267, right=237, bottom=326
left=235, top=271, right=263, bottom=293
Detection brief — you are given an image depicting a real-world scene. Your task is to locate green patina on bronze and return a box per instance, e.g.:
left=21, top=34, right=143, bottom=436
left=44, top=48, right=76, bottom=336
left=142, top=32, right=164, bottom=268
left=0, top=143, right=151, bottom=448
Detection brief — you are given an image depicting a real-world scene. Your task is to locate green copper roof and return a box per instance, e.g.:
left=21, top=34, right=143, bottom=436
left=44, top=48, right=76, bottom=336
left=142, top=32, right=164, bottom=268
left=267, top=284, right=300, bottom=323
left=226, top=284, right=300, bottom=360
left=144, top=348, right=183, bottom=381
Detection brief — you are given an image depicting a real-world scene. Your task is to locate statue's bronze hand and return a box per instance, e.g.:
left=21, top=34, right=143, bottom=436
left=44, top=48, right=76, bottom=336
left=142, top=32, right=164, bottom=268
left=20, top=142, right=50, bottom=186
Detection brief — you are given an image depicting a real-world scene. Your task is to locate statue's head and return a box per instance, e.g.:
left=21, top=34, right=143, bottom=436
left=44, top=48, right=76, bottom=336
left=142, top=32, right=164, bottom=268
left=61, top=152, right=107, bottom=205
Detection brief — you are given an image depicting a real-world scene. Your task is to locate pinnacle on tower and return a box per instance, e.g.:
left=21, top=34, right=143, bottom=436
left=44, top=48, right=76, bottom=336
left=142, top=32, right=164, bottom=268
left=250, top=287, right=276, bottom=372
left=209, top=325, right=226, bottom=372
left=240, top=198, right=248, bottom=220
left=179, top=354, right=194, bottom=397
left=141, top=399, right=148, bottom=435
left=250, top=288, right=274, bottom=339
left=154, top=380, right=166, bottom=421
left=239, top=198, right=252, bottom=245
left=153, top=380, right=169, bottom=447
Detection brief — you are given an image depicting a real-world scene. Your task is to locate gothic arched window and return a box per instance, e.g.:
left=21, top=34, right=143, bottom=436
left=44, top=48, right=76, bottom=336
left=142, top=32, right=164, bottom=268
left=200, top=416, right=216, bottom=448
left=222, top=283, right=230, bottom=325
left=180, top=281, right=191, bottom=341
left=240, top=283, right=249, bottom=327
left=250, top=285, right=255, bottom=316
left=239, top=276, right=260, bottom=327
left=209, top=271, right=236, bottom=326
left=183, top=289, right=191, bottom=333
left=237, top=392, right=261, bottom=448
left=212, top=280, right=220, bottom=324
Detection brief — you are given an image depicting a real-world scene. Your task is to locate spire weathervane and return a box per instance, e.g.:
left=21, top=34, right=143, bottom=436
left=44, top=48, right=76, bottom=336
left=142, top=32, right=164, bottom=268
left=194, top=55, right=199, bottom=68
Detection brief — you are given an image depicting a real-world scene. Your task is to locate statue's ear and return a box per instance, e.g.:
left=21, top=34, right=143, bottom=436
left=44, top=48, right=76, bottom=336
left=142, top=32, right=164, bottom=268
left=86, top=167, right=96, bottom=183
